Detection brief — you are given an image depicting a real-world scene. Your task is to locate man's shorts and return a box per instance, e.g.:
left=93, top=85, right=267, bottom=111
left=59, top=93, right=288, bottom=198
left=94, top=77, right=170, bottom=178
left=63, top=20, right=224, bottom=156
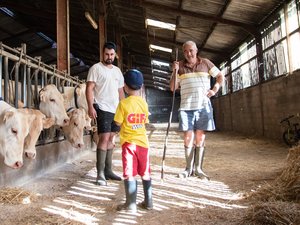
left=93, top=104, right=120, bottom=133
left=179, top=101, right=216, bottom=131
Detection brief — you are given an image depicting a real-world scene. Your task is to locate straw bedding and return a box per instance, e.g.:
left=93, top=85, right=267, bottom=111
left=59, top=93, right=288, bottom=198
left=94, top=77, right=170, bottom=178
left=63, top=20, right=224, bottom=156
left=0, top=187, right=37, bottom=205
left=246, top=146, right=300, bottom=202
left=239, top=146, right=300, bottom=225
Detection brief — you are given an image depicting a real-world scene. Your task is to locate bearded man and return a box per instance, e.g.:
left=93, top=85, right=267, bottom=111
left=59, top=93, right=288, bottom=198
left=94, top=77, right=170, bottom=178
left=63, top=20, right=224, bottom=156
left=86, top=41, right=125, bottom=186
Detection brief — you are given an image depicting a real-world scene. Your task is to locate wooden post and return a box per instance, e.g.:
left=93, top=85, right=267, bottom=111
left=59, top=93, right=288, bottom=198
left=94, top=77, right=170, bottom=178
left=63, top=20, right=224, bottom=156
left=56, top=0, right=70, bottom=73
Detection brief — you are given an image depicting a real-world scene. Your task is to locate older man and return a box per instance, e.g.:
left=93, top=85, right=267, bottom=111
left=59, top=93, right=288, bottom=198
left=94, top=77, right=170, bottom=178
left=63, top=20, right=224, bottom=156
left=170, top=40, right=224, bottom=179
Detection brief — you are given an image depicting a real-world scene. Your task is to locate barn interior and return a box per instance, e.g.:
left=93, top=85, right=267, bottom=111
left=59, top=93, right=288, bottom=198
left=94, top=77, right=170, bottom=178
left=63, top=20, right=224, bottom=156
left=1, top=0, right=300, bottom=224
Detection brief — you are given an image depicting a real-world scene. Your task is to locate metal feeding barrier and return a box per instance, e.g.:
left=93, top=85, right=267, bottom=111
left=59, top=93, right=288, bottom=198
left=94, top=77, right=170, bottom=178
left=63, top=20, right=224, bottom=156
left=0, top=42, right=81, bottom=107
left=0, top=42, right=83, bottom=143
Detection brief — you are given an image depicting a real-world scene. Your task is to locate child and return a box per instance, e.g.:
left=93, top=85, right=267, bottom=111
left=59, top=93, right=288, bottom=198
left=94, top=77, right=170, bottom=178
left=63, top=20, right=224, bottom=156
left=114, top=69, right=153, bottom=213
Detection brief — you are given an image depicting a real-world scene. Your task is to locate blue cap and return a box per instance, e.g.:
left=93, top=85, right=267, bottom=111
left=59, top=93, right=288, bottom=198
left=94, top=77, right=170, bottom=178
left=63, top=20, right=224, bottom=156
left=124, top=69, right=144, bottom=90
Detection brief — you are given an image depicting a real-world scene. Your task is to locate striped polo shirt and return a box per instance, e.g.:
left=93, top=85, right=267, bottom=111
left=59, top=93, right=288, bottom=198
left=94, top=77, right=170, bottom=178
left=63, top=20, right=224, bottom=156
left=177, top=57, right=220, bottom=110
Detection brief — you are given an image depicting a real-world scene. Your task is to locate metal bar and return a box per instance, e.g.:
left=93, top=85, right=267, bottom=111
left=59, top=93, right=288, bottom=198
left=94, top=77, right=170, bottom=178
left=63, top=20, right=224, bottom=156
left=44, top=71, right=48, bottom=86
left=21, top=63, right=27, bottom=106
left=34, top=69, right=39, bottom=108
left=41, top=70, right=45, bottom=87
left=14, top=62, right=19, bottom=108
left=4, top=56, right=8, bottom=102
left=0, top=44, right=80, bottom=85
left=27, top=66, right=31, bottom=108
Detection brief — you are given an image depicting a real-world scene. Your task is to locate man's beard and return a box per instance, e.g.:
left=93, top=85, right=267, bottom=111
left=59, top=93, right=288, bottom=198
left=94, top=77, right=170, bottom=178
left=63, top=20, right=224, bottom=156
left=104, top=59, right=113, bottom=65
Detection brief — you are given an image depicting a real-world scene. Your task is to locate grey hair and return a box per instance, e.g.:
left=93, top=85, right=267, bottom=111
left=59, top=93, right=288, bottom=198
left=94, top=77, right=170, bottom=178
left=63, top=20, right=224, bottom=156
left=182, top=41, right=198, bottom=50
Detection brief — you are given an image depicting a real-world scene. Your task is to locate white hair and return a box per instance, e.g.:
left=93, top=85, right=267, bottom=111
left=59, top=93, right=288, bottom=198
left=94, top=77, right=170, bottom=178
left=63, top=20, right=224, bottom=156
left=182, top=41, right=198, bottom=50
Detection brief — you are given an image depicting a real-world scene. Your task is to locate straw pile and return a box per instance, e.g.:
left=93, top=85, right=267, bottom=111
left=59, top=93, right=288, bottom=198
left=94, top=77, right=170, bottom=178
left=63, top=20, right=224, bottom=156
left=0, top=187, right=37, bottom=204
left=245, top=146, right=300, bottom=202
left=239, top=146, right=300, bottom=225
left=238, top=201, right=300, bottom=225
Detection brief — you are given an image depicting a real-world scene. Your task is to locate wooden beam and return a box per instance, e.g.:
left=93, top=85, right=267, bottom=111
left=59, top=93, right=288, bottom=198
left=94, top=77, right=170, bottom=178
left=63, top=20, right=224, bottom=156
left=56, top=0, right=70, bottom=73
left=98, top=0, right=106, bottom=62
left=135, top=0, right=258, bottom=35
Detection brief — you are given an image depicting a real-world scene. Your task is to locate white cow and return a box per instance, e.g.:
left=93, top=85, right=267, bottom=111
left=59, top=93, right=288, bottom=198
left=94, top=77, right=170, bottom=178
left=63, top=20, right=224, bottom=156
left=64, top=83, right=88, bottom=111
left=39, top=84, right=70, bottom=127
left=62, top=108, right=86, bottom=148
left=63, top=83, right=92, bottom=131
left=0, top=100, right=35, bottom=168
left=19, top=108, right=55, bottom=159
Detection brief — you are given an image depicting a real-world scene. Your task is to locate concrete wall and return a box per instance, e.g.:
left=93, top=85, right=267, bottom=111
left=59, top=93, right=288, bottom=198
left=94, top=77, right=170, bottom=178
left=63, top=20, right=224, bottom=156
left=212, top=71, right=300, bottom=140
left=0, top=135, right=95, bottom=187
left=146, top=88, right=180, bottom=123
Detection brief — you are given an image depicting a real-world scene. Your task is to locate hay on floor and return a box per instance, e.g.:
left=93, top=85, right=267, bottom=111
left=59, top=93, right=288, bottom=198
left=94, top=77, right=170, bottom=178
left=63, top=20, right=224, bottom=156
left=239, top=201, right=300, bottom=225
left=246, top=146, right=300, bottom=202
left=0, top=187, right=37, bottom=204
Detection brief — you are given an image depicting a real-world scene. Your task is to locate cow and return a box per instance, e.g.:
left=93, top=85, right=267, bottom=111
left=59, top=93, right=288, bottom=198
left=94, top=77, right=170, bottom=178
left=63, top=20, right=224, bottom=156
left=64, top=83, right=88, bottom=111
left=0, top=99, right=35, bottom=168
left=19, top=108, right=55, bottom=159
left=39, top=84, right=70, bottom=127
left=61, top=108, right=86, bottom=148
left=63, top=83, right=92, bottom=131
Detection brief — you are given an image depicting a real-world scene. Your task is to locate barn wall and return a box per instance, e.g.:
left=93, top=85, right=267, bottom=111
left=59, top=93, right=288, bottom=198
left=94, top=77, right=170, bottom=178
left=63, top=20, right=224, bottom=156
left=146, top=88, right=180, bottom=123
left=0, top=135, right=95, bottom=187
left=212, top=71, right=300, bottom=140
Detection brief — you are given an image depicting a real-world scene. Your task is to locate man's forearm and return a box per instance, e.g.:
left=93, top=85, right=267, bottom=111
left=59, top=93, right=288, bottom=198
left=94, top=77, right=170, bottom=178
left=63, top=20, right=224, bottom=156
left=212, top=73, right=224, bottom=93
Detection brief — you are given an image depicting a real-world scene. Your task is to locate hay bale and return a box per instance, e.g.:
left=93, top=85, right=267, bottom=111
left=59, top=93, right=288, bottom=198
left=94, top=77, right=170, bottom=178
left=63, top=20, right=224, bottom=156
left=246, top=146, right=300, bottom=202
left=238, top=201, right=300, bottom=225
left=0, top=187, right=37, bottom=204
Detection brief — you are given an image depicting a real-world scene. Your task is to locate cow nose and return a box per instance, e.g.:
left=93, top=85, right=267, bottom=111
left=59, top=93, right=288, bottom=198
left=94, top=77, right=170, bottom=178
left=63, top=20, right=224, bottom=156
left=25, top=152, right=36, bottom=159
left=77, top=143, right=82, bottom=148
left=14, top=161, right=23, bottom=169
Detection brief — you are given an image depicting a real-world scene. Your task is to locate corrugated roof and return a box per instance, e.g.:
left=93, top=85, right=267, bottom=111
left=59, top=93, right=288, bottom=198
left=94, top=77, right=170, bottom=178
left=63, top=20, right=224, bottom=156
left=0, top=0, right=286, bottom=91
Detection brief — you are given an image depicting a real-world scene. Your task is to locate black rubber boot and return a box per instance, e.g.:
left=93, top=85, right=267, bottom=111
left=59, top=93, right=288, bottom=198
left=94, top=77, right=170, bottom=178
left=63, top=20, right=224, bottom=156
left=178, top=146, right=194, bottom=178
left=96, top=149, right=107, bottom=186
left=105, top=149, right=121, bottom=181
left=194, top=146, right=210, bottom=179
left=117, top=180, right=137, bottom=213
left=138, top=179, right=153, bottom=210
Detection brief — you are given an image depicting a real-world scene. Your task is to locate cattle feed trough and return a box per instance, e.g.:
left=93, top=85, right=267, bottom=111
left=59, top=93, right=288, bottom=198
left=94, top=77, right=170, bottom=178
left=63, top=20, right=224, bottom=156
left=0, top=42, right=95, bottom=187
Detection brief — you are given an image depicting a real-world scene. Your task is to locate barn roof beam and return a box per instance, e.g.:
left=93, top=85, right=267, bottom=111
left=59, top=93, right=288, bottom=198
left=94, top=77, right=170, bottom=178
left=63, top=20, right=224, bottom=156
left=134, top=0, right=258, bottom=35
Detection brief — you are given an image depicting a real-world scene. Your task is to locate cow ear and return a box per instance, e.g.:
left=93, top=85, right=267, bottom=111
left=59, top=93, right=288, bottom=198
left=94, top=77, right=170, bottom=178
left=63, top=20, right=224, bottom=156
left=3, top=111, right=15, bottom=122
left=39, top=91, right=46, bottom=102
left=43, top=117, right=55, bottom=129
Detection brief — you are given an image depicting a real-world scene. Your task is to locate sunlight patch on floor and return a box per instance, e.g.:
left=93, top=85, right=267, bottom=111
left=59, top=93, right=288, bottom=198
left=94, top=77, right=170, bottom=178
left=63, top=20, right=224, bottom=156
left=42, top=205, right=99, bottom=225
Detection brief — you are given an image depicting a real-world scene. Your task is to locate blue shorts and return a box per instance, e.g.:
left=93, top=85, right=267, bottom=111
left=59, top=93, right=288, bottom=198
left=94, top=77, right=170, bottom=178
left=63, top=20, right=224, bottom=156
left=178, top=102, right=216, bottom=131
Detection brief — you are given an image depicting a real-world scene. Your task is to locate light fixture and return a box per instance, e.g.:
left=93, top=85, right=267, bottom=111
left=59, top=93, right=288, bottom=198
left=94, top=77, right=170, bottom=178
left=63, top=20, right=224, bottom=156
left=146, top=18, right=176, bottom=31
left=149, top=44, right=172, bottom=53
left=85, top=11, right=98, bottom=29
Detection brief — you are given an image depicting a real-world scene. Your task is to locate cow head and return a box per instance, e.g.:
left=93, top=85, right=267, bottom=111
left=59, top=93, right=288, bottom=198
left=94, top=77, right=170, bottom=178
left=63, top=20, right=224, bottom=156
left=0, top=108, right=34, bottom=168
left=20, top=109, right=55, bottom=159
left=39, top=84, right=70, bottom=127
left=62, top=108, right=86, bottom=148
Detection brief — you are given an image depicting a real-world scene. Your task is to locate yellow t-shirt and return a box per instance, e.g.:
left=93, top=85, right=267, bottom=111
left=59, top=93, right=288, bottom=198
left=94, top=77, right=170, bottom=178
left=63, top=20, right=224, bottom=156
left=114, top=96, right=149, bottom=148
